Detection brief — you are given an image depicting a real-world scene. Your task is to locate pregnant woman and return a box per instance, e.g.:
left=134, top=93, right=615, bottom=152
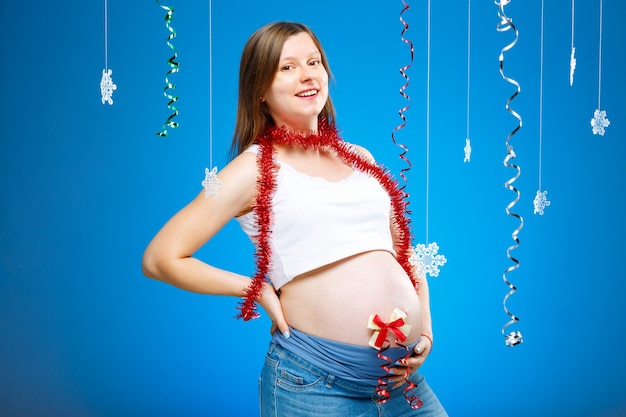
left=142, top=21, right=447, bottom=417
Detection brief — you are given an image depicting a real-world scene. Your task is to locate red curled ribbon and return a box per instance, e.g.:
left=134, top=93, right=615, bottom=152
left=375, top=341, right=392, bottom=404
left=397, top=343, right=423, bottom=409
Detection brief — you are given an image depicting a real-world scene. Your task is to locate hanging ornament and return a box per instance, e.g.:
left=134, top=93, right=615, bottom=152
left=591, top=0, right=609, bottom=136
left=534, top=0, right=550, bottom=216
left=496, top=0, right=524, bottom=348
left=156, top=0, right=180, bottom=137
left=100, top=69, right=117, bottom=105
left=202, top=0, right=221, bottom=198
left=464, top=138, right=472, bottom=163
left=591, top=109, right=610, bottom=136
left=410, top=242, right=447, bottom=279
left=201, top=167, right=222, bottom=198
left=533, top=190, right=551, bottom=215
left=413, top=0, right=446, bottom=279
left=100, top=0, right=116, bottom=105
left=464, top=0, right=472, bottom=163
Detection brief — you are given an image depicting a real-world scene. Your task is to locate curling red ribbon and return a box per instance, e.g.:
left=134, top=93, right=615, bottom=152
left=375, top=342, right=393, bottom=404
left=376, top=341, right=424, bottom=408
left=371, top=315, right=408, bottom=348
left=397, top=343, right=423, bottom=409
left=391, top=0, right=415, bottom=192
left=404, top=381, right=424, bottom=409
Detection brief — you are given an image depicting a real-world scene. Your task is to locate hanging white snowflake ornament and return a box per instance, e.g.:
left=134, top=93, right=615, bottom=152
left=569, top=47, right=576, bottom=86
left=202, top=166, right=222, bottom=198
left=591, top=109, right=610, bottom=136
left=410, top=242, right=447, bottom=278
left=464, top=138, right=472, bottom=163
left=100, top=68, right=117, bottom=105
left=533, top=189, right=551, bottom=215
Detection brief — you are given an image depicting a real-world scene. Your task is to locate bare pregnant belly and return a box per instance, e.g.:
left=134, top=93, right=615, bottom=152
left=278, top=251, right=423, bottom=347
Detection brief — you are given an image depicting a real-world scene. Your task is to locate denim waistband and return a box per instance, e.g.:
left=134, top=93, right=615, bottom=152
left=272, top=327, right=419, bottom=386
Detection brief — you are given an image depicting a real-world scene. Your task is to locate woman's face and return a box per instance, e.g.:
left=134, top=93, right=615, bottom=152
left=263, top=32, right=329, bottom=132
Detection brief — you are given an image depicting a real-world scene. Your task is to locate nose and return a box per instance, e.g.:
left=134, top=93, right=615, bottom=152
left=301, top=67, right=317, bottom=83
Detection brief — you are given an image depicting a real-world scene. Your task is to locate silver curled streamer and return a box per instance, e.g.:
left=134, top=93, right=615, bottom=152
left=496, top=0, right=524, bottom=348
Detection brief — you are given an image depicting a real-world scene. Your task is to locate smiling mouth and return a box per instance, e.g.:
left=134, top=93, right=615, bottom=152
left=296, top=90, right=318, bottom=97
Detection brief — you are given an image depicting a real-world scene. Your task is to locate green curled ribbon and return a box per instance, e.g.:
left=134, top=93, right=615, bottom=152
left=156, top=0, right=180, bottom=137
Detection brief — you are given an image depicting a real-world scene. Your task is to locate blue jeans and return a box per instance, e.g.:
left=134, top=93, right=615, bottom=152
left=259, top=342, right=448, bottom=417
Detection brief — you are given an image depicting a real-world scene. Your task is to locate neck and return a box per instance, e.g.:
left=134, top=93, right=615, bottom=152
left=273, top=117, right=319, bottom=135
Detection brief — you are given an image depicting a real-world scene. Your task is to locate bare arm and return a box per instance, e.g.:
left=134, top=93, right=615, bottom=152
left=142, top=152, right=256, bottom=293
left=141, top=151, right=289, bottom=333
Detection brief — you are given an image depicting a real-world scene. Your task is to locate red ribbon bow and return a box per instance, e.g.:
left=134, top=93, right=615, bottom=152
left=371, top=314, right=408, bottom=348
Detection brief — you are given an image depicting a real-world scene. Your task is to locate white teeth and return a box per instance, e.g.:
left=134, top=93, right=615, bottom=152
left=297, top=90, right=317, bottom=97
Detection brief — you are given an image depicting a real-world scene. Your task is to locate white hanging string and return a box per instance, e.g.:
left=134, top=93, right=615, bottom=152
left=425, top=0, right=431, bottom=244
left=104, top=0, right=108, bottom=71
left=570, top=0, right=574, bottom=59
left=597, top=0, right=603, bottom=110
left=569, top=0, right=575, bottom=86
left=209, top=0, right=214, bottom=169
left=466, top=0, right=471, bottom=141
left=539, top=0, right=544, bottom=192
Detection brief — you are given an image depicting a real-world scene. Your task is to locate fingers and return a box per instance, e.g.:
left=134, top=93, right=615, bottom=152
left=394, top=356, right=424, bottom=374
left=269, top=318, right=290, bottom=338
left=412, top=338, right=431, bottom=357
left=258, top=283, right=290, bottom=338
left=388, top=342, right=430, bottom=388
left=274, top=315, right=290, bottom=338
left=388, top=364, right=421, bottom=389
left=389, top=367, right=411, bottom=388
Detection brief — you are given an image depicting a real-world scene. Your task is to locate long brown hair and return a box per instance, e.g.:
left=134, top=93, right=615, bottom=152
left=229, top=22, right=336, bottom=158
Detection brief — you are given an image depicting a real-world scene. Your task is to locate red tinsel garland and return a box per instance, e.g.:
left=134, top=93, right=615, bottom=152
left=235, top=124, right=419, bottom=320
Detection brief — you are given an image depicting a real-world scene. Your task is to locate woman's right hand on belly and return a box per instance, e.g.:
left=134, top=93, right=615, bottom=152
left=258, top=283, right=291, bottom=338
left=388, top=337, right=432, bottom=388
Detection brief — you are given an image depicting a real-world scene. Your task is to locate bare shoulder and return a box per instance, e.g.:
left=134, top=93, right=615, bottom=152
left=220, top=150, right=259, bottom=184
left=347, top=143, right=376, bottom=164
left=213, top=151, right=259, bottom=215
left=186, top=150, right=259, bottom=220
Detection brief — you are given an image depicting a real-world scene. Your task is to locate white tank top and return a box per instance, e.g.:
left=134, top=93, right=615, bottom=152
left=236, top=144, right=396, bottom=290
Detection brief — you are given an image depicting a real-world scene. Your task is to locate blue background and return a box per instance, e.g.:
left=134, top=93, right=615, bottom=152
left=2, top=1, right=625, bottom=416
